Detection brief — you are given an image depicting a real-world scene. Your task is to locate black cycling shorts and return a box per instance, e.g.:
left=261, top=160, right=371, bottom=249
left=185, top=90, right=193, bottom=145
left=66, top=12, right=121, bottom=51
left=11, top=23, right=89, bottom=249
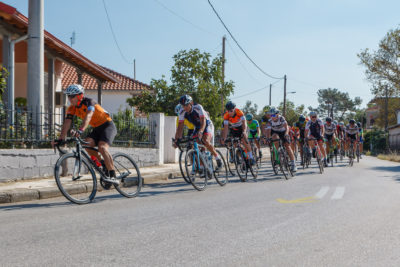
left=88, top=121, right=117, bottom=146
left=230, top=128, right=244, bottom=138
left=347, top=134, right=357, bottom=141
left=271, top=130, right=290, bottom=144
left=324, top=134, right=334, bottom=141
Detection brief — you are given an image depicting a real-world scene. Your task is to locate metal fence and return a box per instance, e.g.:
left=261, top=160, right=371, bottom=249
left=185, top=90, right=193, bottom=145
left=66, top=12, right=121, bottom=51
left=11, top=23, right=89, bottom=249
left=389, top=133, right=400, bottom=152
left=0, top=106, right=155, bottom=148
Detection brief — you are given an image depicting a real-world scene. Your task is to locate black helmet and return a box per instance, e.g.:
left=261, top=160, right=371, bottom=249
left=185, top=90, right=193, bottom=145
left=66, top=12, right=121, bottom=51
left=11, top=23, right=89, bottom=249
left=225, top=101, right=236, bottom=110
left=179, top=95, right=193, bottom=105
left=349, top=119, right=355, bottom=124
left=326, top=117, right=332, bottom=122
left=299, top=115, right=306, bottom=122
left=357, top=122, right=361, bottom=127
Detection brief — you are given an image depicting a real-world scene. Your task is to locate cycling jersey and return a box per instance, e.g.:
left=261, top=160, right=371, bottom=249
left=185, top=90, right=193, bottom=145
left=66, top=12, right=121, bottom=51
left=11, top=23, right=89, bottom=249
left=176, top=117, right=195, bottom=130
left=66, top=97, right=112, bottom=128
left=178, top=103, right=211, bottom=133
left=261, top=115, right=270, bottom=129
left=293, top=121, right=307, bottom=138
left=267, top=116, right=287, bottom=132
left=306, top=119, right=324, bottom=138
left=223, top=108, right=245, bottom=130
left=247, top=119, right=259, bottom=138
left=345, top=124, right=359, bottom=135
left=324, top=122, right=336, bottom=135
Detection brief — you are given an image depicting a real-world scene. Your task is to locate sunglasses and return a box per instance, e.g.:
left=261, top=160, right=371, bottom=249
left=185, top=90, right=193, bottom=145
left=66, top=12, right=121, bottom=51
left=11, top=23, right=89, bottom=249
left=228, top=109, right=235, bottom=112
left=271, top=114, right=277, bottom=117
left=311, top=116, right=317, bottom=118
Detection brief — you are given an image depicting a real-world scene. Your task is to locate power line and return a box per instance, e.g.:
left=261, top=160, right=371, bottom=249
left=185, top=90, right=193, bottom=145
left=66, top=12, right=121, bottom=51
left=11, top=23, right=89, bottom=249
left=102, top=0, right=133, bottom=65
left=231, top=85, right=269, bottom=99
left=226, top=39, right=264, bottom=85
left=153, top=0, right=217, bottom=36
left=207, top=0, right=283, bottom=80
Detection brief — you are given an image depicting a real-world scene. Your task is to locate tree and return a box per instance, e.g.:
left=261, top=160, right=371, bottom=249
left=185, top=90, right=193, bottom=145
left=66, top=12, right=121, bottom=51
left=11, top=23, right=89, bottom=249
left=242, top=100, right=258, bottom=117
left=310, top=88, right=362, bottom=120
left=0, top=67, right=9, bottom=105
left=278, top=100, right=307, bottom=125
left=358, top=27, right=400, bottom=96
left=127, top=49, right=234, bottom=124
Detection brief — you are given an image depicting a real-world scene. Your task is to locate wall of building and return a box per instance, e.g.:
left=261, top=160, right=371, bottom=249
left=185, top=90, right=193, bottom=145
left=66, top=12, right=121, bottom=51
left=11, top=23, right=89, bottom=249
left=85, top=90, right=132, bottom=114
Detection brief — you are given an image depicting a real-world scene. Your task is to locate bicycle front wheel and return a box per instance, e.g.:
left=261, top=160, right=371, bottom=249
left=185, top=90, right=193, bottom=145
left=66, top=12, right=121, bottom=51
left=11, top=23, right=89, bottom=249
left=179, top=150, right=191, bottom=184
left=226, top=147, right=236, bottom=176
left=113, top=153, right=142, bottom=198
left=54, top=153, right=97, bottom=204
left=235, top=148, right=248, bottom=182
left=278, top=151, right=289, bottom=180
left=185, top=149, right=208, bottom=191
left=213, top=149, right=228, bottom=186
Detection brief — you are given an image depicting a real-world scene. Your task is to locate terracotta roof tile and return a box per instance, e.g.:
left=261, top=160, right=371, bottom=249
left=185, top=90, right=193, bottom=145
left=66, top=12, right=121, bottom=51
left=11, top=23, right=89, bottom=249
left=61, top=63, right=151, bottom=91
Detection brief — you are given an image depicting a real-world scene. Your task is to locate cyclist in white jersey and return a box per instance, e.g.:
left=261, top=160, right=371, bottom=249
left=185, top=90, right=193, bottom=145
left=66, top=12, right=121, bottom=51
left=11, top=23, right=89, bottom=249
left=324, top=117, right=337, bottom=164
left=305, top=111, right=328, bottom=167
left=345, top=119, right=359, bottom=156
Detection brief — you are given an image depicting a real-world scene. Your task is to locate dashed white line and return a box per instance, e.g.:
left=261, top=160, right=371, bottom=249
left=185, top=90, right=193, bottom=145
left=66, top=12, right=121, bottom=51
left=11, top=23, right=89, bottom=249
left=315, top=186, right=330, bottom=199
left=331, top=186, right=345, bottom=199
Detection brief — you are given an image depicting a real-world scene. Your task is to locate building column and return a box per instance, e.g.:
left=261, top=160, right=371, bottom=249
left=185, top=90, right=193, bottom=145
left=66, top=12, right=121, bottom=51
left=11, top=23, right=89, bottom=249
left=150, top=113, right=165, bottom=165
left=47, top=55, right=55, bottom=135
left=2, top=35, right=9, bottom=106
left=97, top=79, right=102, bottom=105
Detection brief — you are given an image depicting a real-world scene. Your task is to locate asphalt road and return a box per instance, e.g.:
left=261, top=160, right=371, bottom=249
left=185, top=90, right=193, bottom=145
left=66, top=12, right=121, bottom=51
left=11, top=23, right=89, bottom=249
left=1, top=156, right=400, bottom=267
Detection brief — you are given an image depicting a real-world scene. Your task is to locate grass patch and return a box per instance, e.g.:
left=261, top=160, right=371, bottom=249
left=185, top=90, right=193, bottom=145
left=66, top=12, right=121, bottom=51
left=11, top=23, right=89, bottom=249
left=377, top=153, right=400, bottom=163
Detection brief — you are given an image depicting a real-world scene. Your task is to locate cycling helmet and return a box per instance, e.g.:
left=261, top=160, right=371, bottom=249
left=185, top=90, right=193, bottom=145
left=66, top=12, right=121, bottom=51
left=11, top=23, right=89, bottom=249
left=174, top=104, right=182, bottom=115
left=225, top=101, right=236, bottom=111
left=245, top=114, right=253, bottom=121
left=333, top=120, right=338, bottom=125
left=64, top=84, right=84, bottom=95
left=268, top=107, right=279, bottom=115
left=349, top=119, right=355, bottom=124
left=299, top=115, right=306, bottom=122
left=179, top=95, right=193, bottom=105
left=309, top=111, right=317, bottom=117
left=339, top=122, right=344, bottom=126
left=326, top=117, right=332, bottom=122
left=357, top=122, right=361, bottom=127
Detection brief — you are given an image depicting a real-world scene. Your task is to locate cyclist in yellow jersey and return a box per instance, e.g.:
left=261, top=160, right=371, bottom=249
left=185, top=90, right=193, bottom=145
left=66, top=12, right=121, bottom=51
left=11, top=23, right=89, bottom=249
left=175, top=104, right=195, bottom=136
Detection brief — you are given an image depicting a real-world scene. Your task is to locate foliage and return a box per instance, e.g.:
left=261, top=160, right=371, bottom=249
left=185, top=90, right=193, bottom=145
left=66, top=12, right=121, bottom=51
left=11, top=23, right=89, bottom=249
left=377, top=153, right=400, bottom=162
left=363, top=128, right=387, bottom=154
left=308, top=88, right=362, bottom=121
left=358, top=27, right=400, bottom=97
left=0, top=67, right=9, bottom=104
left=127, top=49, right=234, bottom=124
left=15, top=97, right=27, bottom=107
left=278, top=100, right=307, bottom=125
left=368, top=98, right=400, bottom=128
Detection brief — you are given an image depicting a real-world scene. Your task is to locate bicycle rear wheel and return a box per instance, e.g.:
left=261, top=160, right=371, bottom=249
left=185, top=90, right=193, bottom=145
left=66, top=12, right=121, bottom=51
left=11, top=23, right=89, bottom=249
left=213, top=149, right=228, bottom=186
left=278, top=151, right=289, bottom=180
left=270, top=148, right=279, bottom=174
left=54, top=153, right=97, bottom=204
left=316, top=149, right=324, bottom=174
left=235, top=148, right=248, bottom=182
left=113, top=153, right=142, bottom=198
left=185, top=149, right=208, bottom=191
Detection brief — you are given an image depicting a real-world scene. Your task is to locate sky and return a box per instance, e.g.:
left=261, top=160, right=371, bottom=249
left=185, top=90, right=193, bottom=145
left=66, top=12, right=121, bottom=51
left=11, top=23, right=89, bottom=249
left=6, top=0, right=400, bottom=111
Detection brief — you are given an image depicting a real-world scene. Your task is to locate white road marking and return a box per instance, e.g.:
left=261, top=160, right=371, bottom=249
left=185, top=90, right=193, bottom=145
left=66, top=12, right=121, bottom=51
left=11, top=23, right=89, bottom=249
left=331, top=186, right=345, bottom=200
left=315, top=186, right=330, bottom=199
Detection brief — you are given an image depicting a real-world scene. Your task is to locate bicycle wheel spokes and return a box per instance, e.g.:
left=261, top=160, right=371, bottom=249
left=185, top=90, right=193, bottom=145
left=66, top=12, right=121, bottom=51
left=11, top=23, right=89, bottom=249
left=54, top=153, right=97, bottom=204
left=226, top=147, right=236, bottom=176
left=113, top=153, right=142, bottom=198
left=278, top=151, right=288, bottom=180
left=235, top=148, right=247, bottom=182
left=213, top=150, right=228, bottom=186
left=270, top=149, right=279, bottom=175
left=179, top=150, right=191, bottom=184
left=185, top=149, right=208, bottom=191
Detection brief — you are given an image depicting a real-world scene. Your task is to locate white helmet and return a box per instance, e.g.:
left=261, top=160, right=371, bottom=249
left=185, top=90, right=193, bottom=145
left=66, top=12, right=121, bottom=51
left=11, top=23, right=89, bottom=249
left=64, top=84, right=84, bottom=95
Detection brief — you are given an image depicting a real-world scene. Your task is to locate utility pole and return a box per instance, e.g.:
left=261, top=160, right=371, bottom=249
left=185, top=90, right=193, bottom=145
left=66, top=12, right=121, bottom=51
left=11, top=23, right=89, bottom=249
left=133, top=59, right=136, bottom=80
left=221, top=36, right=226, bottom=116
left=269, top=83, right=272, bottom=106
left=283, top=75, right=287, bottom=117
left=384, top=85, right=389, bottom=132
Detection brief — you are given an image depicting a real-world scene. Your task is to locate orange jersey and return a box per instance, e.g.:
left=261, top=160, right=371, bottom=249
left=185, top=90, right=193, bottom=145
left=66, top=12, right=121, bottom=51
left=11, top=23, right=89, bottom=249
left=66, top=97, right=112, bottom=128
left=223, top=108, right=245, bottom=129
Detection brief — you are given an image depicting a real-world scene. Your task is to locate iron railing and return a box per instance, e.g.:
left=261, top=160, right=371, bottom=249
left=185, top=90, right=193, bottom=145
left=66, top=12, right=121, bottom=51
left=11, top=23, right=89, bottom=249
left=0, top=106, right=155, bottom=148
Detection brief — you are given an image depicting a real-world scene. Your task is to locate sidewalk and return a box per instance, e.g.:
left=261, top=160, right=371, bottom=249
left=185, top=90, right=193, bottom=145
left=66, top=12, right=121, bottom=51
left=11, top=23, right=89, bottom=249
left=0, top=163, right=181, bottom=204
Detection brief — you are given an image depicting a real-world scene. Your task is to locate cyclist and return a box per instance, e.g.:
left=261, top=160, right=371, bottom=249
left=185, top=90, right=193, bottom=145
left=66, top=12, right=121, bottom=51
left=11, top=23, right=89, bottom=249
left=265, top=107, right=297, bottom=172
left=175, top=104, right=195, bottom=137
left=54, top=84, right=119, bottom=186
left=221, top=101, right=256, bottom=165
left=174, top=95, right=222, bottom=169
left=345, top=119, right=359, bottom=157
left=260, top=109, right=271, bottom=137
left=324, top=117, right=337, bottom=164
left=305, top=111, right=328, bottom=167
left=246, top=114, right=262, bottom=158
left=293, top=115, right=308, bottom=165
left=337, top=122, right=345, bottom=152
left=357, top=122, right=364, bottom=158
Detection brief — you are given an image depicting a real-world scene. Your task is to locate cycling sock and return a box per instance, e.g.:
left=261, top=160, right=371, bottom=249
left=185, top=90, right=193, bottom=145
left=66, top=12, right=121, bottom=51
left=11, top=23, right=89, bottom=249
left=109, top=170, right=116, bottom=178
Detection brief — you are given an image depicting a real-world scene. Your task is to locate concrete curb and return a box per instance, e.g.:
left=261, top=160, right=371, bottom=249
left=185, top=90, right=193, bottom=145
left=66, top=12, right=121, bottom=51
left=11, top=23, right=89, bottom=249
left=0, top=168, right=182, bottom=204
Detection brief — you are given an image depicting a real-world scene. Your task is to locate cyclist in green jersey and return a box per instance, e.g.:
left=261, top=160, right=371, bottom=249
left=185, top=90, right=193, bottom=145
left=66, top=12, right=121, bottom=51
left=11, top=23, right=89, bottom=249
left=246, top=114, right=262, bottom=158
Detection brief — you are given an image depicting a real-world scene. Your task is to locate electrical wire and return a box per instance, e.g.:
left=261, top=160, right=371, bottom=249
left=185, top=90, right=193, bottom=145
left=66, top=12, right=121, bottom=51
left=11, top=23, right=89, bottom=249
left=207, top=0, right=283, bottom=80
left=102, top=0, right=133, bottom=65
left=154, top=0, right=217, bottom=36
left=231, top=85, right=269, bottom=99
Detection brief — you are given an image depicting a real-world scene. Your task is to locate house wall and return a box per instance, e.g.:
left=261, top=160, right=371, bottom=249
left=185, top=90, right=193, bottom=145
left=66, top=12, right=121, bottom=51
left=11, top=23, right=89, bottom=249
left=85, top=90, right=133, bottom=114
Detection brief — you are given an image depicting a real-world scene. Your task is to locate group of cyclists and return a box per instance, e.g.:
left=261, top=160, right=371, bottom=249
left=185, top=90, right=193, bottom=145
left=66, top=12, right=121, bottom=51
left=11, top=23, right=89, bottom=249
left=173, top=94, right=364, bottom=177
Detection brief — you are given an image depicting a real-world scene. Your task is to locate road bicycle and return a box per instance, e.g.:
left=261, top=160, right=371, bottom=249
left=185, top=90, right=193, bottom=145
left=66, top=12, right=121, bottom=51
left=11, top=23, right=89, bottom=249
left=308, top=138, right=324, bottom=174
left=231, top=137, right=258, bottom=182
left=54, top=137, right=142, bottom=204
left=325, top=138, right=336, bottom=167
left=173, top=138, right=192, bottom=184
left=224, top=137, right=237, bottom=176
left=268, top=137, right=293, bottom=179
left=347, top=139, right=357, bottom=167
left=301, top=139, right=311, bottom=169
left=181, top=136, right=228, bottom=191
left=339, top=138, right=346, bottom=162
left=248, top=137, right=262, bottom=169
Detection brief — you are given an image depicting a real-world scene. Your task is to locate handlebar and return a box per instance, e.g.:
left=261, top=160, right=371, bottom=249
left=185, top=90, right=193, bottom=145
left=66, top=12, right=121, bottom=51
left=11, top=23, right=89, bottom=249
left=53, top=136, right=90, bottom=154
